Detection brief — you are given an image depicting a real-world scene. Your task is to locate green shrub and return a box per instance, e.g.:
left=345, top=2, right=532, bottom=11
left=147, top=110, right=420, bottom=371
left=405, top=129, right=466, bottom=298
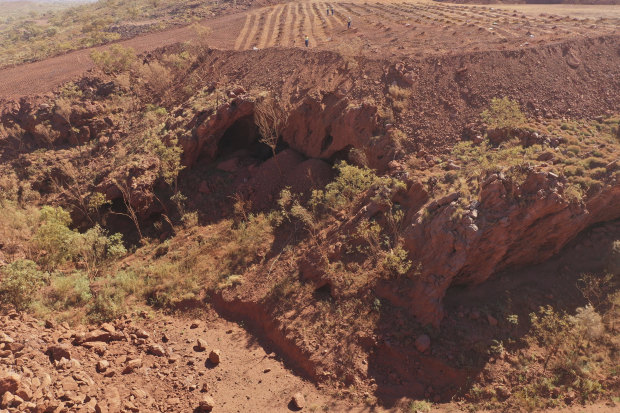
left=481, top=97, right=526, bottom=129
left=33, top=207, right=125, bottom=272
left=564, top=165, right=585, bottom=177
left=144, top=122, right=184, bottom=187
left=409, top=400, right=432, bottom=412
left=88, top=279, right=127, bottom=322
left=323, top=162, right=379, bottom=209
left=388, top=84, right=412, bottom=100
left=74, top=225, right=126, bottom=275
left=33, top=206, right=76, bottom=269
left=582, top=157, right=607, bottom=169
left=227, top=213, right=275, bottom=273
left=90, top=44, right=136, bottom=74
left=47, top=271, right=92, bottom=309
left=113, top=270, right=143, bottom=296
left=0, top=260, right=48, bottom=310
left=570, top=305, right=604, bottom=341
left=382, top=246, right=412, bottom=276
left=528, top=305, right=572, bottom=369
left=316, top=161, right=404, bottom=211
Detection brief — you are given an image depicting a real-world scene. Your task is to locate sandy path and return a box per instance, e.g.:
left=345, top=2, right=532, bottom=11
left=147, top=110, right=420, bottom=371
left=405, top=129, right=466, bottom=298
left=0, top=13, right=244, bottom=99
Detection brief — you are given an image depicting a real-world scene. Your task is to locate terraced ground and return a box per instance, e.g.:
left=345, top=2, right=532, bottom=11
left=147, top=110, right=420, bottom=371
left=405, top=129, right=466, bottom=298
left=227, top=0, right=620, bottom=55
left=1, top=0, right=619, bottom=98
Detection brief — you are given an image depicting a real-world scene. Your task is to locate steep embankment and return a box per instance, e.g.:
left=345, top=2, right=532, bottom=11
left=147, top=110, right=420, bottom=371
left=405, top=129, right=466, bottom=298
left=97, top=34, right=618, bottom=163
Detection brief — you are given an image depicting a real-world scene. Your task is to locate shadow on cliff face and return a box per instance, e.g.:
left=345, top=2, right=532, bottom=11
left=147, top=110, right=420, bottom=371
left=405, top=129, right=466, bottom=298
left=178, top=112, right=336, bottom=225
left=215, top=114, right=269, bottom=160
left=366, top=218, right=620, bottom=407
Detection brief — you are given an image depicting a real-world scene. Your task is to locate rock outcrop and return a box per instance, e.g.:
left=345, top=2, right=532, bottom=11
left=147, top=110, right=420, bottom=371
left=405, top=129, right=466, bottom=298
left=283, top=92, right=379, bottom=159
left=395, top=169, right=620, bottom=325
left=179, top=95, right=255, bottom=166
left=177, top=90, right=382, bottom=169
left=0, top=96, right=107, bottom=147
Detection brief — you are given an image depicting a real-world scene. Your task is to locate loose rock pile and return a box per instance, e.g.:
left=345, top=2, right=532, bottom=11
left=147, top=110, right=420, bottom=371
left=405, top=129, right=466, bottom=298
left=0, top=311, right=222, bottom=412
left=0, top=309, right=320, bottom=412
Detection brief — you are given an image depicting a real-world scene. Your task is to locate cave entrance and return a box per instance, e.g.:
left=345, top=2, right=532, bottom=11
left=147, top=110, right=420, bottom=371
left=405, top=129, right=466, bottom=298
left=217, top=115, right=272, bottom=161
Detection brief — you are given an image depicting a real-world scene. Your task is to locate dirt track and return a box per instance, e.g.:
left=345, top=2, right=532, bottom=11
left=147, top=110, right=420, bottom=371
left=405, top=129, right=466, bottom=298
left=0, top=11, right=244, bottom=99
left=0, top=309, right=384, bottom=412
left=1, top=0, right=620, bottom=99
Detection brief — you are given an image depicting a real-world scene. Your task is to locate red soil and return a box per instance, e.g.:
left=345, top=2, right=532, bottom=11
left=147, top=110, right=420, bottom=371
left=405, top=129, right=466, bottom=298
left=1, top=1, right=620, bottom=99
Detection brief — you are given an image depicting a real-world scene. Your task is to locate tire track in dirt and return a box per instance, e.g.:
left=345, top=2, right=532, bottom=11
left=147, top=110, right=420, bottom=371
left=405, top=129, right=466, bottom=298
left=295, top=3, right=307, bottom=44
left=234, top=13, right=254, bottom=50
left=279, top=3, right=294, bottom=47
left=338, top=2, right=371, bottom=31
left=398, top=3, right=448, bottom=24
left=304, top=2, right=323, bottom=45
left=0, top=14, right=245, bottom=98
left=318, top=2, right=334, bottom=32
left=283, top=3, right=298, bottom=47
left=257, top=5, right=280, bottom=49
left=363, top=3, right=408, bottom=22
left=311, top=2, right=330, bottom=41
left=244, top=9, right=268, bottom=50
left=333, top=3, right=353, bottom=26
left=266, top=4, right=286, bottom=47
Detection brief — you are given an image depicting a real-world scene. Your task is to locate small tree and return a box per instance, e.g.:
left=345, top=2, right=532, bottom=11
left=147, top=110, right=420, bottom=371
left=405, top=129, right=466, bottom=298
left=254, top=95, right=288, bottom=173
left=528, top=305, right=573, bottom=370
left=111, top=178, right=143, bottom=241
left=0, top=259, right=48, bottom=310
left=90, top=44, right=136, bottom=75
left=33, top=206, right=77, bottom=269
left=481, top=97, right=526, bottom=130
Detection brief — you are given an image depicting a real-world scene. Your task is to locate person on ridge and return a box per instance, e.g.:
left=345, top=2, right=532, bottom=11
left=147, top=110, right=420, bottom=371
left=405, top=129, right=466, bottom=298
left=304, top=35, right=309, bottom=47
left=331, top=7, right=334, bottom=15
left=327, top=7, right=329, bottom=16
left=347, top=16, right=351, bottom=29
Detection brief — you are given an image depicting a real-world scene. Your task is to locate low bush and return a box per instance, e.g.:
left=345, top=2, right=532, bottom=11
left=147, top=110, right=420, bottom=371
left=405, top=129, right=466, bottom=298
left=481, top=97, right=526, bottom=129
left=33, top=206, right=126, bottom=273
left=313, top=161, right=404, bottom=212
left=47, top=271, right=92, bottom=310
left=33, top=206, right=76, bottom=269
left=90, top=45, right=136, bottom=74
left=382, top=246, right=412, bottom=277
left=0, top=259, right=48, bottom=310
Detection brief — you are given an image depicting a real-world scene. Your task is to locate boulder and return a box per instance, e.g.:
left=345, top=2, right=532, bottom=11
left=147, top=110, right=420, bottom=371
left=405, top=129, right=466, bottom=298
left=208, top=349, right=221, bottom=365
left=147, top=344, right=166, bottom=357
left=96, top=360, right=110, bottom=373
left=194, top=339, right=207, bottom=352
left=283, top=92, right=379, bottom=159
left=0, top=332, right=14, bottom=344
left=291, top=392, right=306, bottom=409
left=81, top=341, right=107, bottom=355
left=122, top=358, right=142, bottom=374
left=73, top=329, right=124, bottom=345
left=0, top=372, right=20, bottom=394
left=198, top=395, right=215, bottom=412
